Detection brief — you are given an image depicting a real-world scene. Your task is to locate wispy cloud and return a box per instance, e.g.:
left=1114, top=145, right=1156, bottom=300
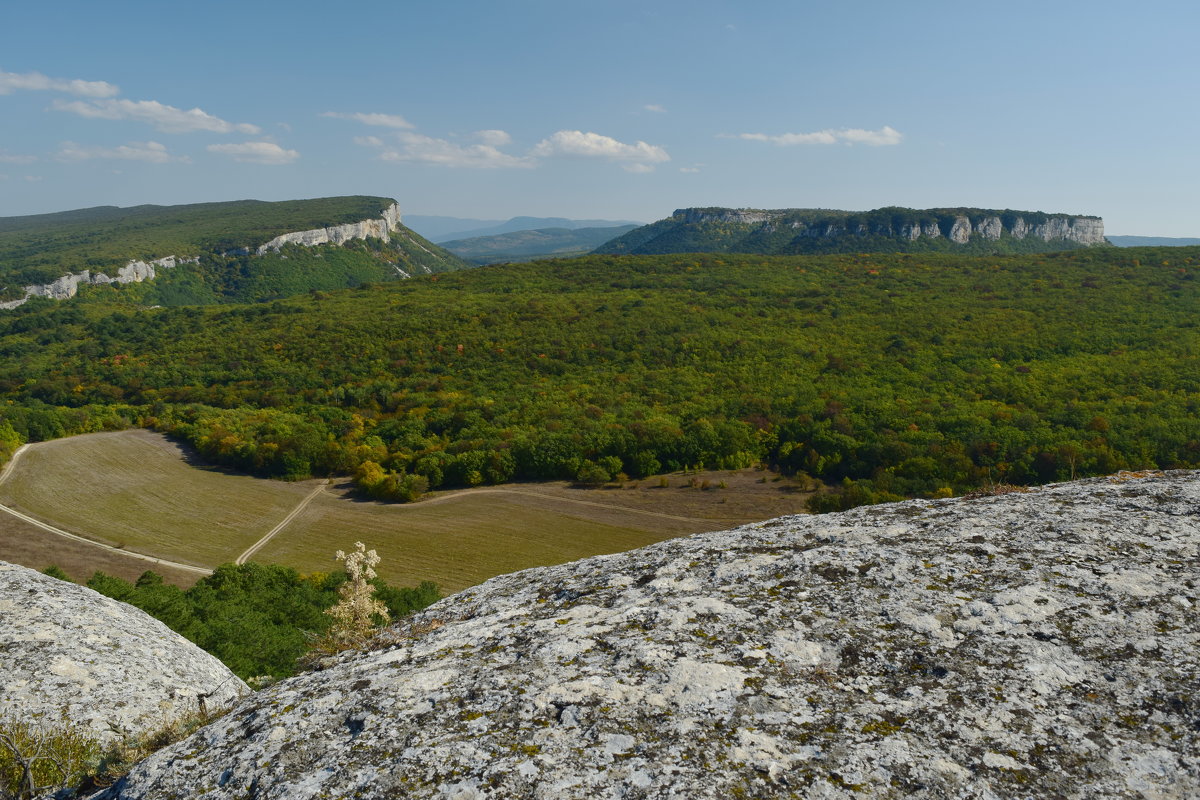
left=0, top=150, right=36, bottom=164
left=57, top=140, right=186, bottom=163
left=532, top=130, right=669, bottom=170
left=207, top=141, right=298, bottom=165
left=680, top=166, right=701, bottom=173
left=643, top=104, right=666, bottom=113
left=0, top=68, right=118, bottom=98
left=730, top=126, right=902, bottom=147
left=322, top=111, right=414, bottom=129
left=474, top=129, right=512, bottom=146
left=54, top=98, right=261, bottom=135
left=375, top=132, right=534, bottom=169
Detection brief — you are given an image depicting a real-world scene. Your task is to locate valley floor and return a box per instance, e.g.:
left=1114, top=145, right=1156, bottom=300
left=0, top=430, right=814, bottom=592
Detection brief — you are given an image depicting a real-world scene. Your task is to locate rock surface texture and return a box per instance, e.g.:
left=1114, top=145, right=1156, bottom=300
left=255, top=202, right=403, bottom=254
left=0, top=256, right=198, bottom=310
left=94, top=472, right=1197, bottom=799
left=0, top=562, right=247, bottom=745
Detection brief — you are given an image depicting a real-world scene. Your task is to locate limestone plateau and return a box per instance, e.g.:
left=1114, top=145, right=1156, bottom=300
left=92, top=471, right=1197, bottom=800
left=595, top=206, right=1107, bottom=256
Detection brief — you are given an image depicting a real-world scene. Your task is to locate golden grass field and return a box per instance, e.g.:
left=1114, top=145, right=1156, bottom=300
left=0, top=430, right=816, bottom=592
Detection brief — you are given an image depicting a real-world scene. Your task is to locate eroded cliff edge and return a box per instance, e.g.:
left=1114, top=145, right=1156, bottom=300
left=93, top=471, right=1198, bottom=799
left=0, top=203, right=406, bottom=310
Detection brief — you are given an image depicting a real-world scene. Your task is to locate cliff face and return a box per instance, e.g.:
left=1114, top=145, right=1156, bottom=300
left=596, top=206, right=1107, bottom=256
left=92, top=471, right=1199, bottom=800
left=0, top=256, right=199, bottom=310
left=0, top=562, right=247, bottom=746
left=0, top=203, right=414, bottom=310
left=255, top=202, right=404, bottom=254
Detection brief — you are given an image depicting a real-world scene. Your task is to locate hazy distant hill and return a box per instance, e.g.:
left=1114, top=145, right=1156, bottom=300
left=440, top=225, right=639, bottom=264
left=406, top=215, right=643, bottom=243
left=595, top=206, right=1108, bottom=256
left=0, top=197, right=470, bottom=306
left=1107, top=235, right=1200, bottom=247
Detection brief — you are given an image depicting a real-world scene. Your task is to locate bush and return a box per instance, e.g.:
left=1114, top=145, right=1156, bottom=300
left=0, top=714, right=101, bottom=799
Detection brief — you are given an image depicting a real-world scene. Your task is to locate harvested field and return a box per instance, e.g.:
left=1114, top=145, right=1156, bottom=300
left=0, top=430, right=315, bottom=568
left=0, top=510, right=201, bottom=586
left=0, top=430, right=817, bottom=593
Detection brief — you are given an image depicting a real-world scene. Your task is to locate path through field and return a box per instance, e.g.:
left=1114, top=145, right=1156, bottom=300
left=0, top=430, right=815, bottom=592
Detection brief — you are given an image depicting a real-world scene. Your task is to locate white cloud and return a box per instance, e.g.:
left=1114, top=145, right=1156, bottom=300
left=207, top=141, right=299, bottom=165
left=474, top=129, right=511, bottom=146
left=354, top=135, right=385, bottom=148
left=322, top=111, right=414, bottom=129
left=532, top=130, right=670, bottom=169
left=680, top=166, right=701, bottom=173
left=54, top=98, right=261, bottom=135
left=0, top=150, right=36, bottom=164
left=732, top=126, right=902, bottom=147
left=57, top=140, right=185, bottom=163
left=644, top=104, right=666, bottom=113
left=23, top=175, right=42, bottom=182
left=0, top=69, right=118, bottom=97
left=623, top=163, right=655, bottom=174
left=379, top=132, right=534, bottom=169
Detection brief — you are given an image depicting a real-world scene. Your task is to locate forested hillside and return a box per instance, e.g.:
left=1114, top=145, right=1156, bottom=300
left=0, top=196, right=470, bottom=303
left=0, top=247, right=1196, bottom=508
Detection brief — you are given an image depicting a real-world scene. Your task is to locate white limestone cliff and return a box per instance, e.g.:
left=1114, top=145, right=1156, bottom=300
left=255, top=202, right=403, bottom=254
left=0, top=256, right=198, bottom=310
left=0, top=202, right=406, bottom=311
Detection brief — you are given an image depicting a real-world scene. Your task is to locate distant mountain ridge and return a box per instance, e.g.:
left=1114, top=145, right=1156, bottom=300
left=440, top=224, right=639, bottom=264
left=406, top=215, right=643, bottom=243
left=1108, top=235, right=1200, bottom=247
left=0, top=197, right=470, bottom=308
left=595, top=206, right=1107, bottom=256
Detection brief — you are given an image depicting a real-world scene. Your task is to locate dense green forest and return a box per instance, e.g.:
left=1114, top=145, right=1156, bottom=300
left=0, top=196, right=469, bottom=301
left=596, top=206, right=1105, bottom=256
left=47, top=563, right=440, bottom=680
left=0, top=246, right=1197, bottom=509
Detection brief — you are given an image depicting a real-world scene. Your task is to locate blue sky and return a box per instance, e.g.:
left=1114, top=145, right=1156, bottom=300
left=2, top=0, right=1197, bottom=234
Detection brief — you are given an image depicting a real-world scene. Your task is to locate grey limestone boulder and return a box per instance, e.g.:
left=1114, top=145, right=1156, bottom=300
left=94, top=472, right=1198, bottom=798
left=0, top=563, right=247, bottom=746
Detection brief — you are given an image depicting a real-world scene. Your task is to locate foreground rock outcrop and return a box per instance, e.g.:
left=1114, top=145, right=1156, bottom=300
left=0, top=563, right=247, bottom=746
left=95, top=472, right=1198, bottom=798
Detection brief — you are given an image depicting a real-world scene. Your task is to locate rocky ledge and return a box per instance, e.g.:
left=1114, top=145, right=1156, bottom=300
left=0, top=563, right=247, bottom=746
left=94, top=472, right=1198, bottom=799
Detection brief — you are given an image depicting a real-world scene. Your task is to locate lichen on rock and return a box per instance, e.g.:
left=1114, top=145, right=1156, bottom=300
left=0, top=563, right=247, bottom=746
left=91, top=472, right=1198, bottom=798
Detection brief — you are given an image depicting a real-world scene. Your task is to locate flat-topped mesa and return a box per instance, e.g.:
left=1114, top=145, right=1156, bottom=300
left=255, top=202, right=403, bottom=254
left=596, top=205, right=1107, bottom=256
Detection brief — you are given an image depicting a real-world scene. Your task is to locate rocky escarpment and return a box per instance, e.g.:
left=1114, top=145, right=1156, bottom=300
left=0, top=562, right=247, bottom=746
left=93, top=471, right=1198, bottom=799
left=0, top=202, right=411, bottom=310
left=596, top=205, right=1108, bottom=256
left=0, top=256, right=199, bottom=310
left=255, top=202, right=404, bottom=254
